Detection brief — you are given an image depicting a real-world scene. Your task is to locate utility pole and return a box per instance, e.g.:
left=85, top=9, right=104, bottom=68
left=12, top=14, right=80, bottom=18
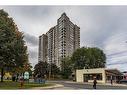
left=48, top=63, right=51, bottom=80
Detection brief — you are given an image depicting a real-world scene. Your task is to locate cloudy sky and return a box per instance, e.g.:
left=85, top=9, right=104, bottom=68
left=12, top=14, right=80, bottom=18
left=0, top=6, right=127, bottom=71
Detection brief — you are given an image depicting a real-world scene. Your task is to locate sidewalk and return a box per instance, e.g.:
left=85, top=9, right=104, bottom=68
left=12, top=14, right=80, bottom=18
left=65, top=81, right=127, bottom=87
left=31, top=84, right=64, bottom=90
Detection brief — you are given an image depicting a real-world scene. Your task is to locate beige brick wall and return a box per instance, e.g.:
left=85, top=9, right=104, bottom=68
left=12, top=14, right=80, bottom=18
left=76, top=68, right=106, bottom=83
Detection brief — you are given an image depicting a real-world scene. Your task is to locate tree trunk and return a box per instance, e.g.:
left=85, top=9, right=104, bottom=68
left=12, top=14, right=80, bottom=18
left=1, top=68, right=4, bottom=82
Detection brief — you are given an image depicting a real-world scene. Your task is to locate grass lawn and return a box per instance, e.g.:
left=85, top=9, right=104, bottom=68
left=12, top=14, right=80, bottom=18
left=0, top=80, right=54, bottom=89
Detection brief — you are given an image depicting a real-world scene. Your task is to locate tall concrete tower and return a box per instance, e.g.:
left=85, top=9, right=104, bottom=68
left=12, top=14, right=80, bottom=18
left=38, top=13, right=80, bottom=68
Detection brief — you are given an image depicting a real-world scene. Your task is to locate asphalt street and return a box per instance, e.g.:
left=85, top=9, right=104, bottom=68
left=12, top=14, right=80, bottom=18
left=47, top=80, right=127, bottom=90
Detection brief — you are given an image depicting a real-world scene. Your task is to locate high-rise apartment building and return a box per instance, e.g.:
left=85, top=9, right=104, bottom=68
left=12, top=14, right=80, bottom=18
left=38, top=34, right=48, bottom=62
left=38, top=13, right=80, bottom=68
left=46, top=26, right=57, bottom=65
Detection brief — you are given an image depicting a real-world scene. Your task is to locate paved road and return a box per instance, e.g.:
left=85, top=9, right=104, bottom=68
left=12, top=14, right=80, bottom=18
left=47, top=80, right=127, bottom=90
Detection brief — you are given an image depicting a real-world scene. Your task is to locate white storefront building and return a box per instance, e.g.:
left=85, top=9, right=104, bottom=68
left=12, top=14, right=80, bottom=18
left=76, top=68, right=122, bottom=83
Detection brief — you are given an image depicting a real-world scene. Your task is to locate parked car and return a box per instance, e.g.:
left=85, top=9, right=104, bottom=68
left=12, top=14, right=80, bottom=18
left=119, top=79, right=127, bottom=84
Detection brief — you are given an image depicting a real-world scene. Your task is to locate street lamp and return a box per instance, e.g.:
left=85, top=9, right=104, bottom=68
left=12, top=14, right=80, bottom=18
left=48, top=62, right=51, bottom=80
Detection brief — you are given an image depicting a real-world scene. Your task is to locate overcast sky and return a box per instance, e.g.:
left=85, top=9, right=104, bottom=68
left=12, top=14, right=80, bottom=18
left=0, top=6, right=127, bottom=71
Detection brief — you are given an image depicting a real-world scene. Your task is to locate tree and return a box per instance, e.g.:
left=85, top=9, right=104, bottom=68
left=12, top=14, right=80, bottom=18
left=50, top=63, right=60, bottom=79
left=71, top=47, right=106, bottom=70
left=0, top=9, right=29, bottom=82
left=23, top=63, right=33, bottom=73
left=85, top=47, right=106, bottom=68
left=60, top=57, right=73, bottom=79
left=0, top=9, right=17, bottom=82
left=34, top=61, right=49, bottom=78
left=11, top=32, right=29, bottom=77
left=71, top=47, right=87, bottom=69
left=34, top=61, right=60, bottom=79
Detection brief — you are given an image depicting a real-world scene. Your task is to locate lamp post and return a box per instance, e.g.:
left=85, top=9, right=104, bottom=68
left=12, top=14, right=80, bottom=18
left=48, top=63, right=51, bottom=80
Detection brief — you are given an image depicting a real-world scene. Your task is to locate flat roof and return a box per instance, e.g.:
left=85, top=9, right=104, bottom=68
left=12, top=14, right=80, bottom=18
left=105, top=69, right=122, bottom=75
left=80, top=68, right=123, bottom=75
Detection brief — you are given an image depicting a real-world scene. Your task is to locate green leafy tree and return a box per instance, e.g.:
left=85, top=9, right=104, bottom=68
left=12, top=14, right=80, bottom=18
left=71, top=47, right=87, bottom=69
left=34, top=61, right=49, bottom=78
left=50, top=63, right=60, bottom=79
left=85, top=47, right=106, bottom=68
left=34, top=61, right=60, bottom=79
left=0, top=9, right=29, bottom=82
left=0, top=9, right=17, bottom=82
left=11, top=32, right=29, bottom=76
left=60, top=57, right=73, bottom=79
left=71, top=47, right=106, bottom=70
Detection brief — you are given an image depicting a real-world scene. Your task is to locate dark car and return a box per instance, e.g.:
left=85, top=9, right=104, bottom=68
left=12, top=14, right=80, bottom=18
left=119, top=79, right=127, bottom=84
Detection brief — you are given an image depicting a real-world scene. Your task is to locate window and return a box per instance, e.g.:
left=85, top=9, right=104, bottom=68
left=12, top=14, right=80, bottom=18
left=96, top=74, right=102, bottom=80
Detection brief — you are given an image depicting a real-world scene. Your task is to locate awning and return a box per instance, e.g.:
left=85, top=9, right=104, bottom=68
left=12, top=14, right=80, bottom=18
left=105, top=69, right=122, bottom=76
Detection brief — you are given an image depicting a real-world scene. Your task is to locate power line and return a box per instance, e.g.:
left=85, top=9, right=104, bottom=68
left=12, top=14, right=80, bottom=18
left=107, top=62, right=127, bottom=66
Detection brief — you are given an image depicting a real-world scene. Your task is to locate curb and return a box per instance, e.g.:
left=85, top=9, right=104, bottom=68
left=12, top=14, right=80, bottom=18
left=32, top=84, right=64, bottom=89
left=65, top=81, right=127, bottom=87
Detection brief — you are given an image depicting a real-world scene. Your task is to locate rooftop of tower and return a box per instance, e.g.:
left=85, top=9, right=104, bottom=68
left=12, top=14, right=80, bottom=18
left=61, top=12, right=67, bottom=16
left=59, top=12, right=70, bottom=20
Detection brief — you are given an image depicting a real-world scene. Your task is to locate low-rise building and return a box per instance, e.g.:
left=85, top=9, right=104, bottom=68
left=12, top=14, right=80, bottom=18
left=76, top=68, right=122, bottom=83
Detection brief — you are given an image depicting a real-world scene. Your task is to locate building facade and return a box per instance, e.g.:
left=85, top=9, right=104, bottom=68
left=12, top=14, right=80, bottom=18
left=46, top=26, right=57, bottom=65
left=38, top=13, right=80, bottom=68
left=38, top=34, right=48, bottom=62
left=76, top=68, right=122, bottom=83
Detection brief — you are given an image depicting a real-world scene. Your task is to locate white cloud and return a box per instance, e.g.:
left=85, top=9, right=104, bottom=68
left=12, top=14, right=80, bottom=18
left=1, top=6, right=127, bottom=71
